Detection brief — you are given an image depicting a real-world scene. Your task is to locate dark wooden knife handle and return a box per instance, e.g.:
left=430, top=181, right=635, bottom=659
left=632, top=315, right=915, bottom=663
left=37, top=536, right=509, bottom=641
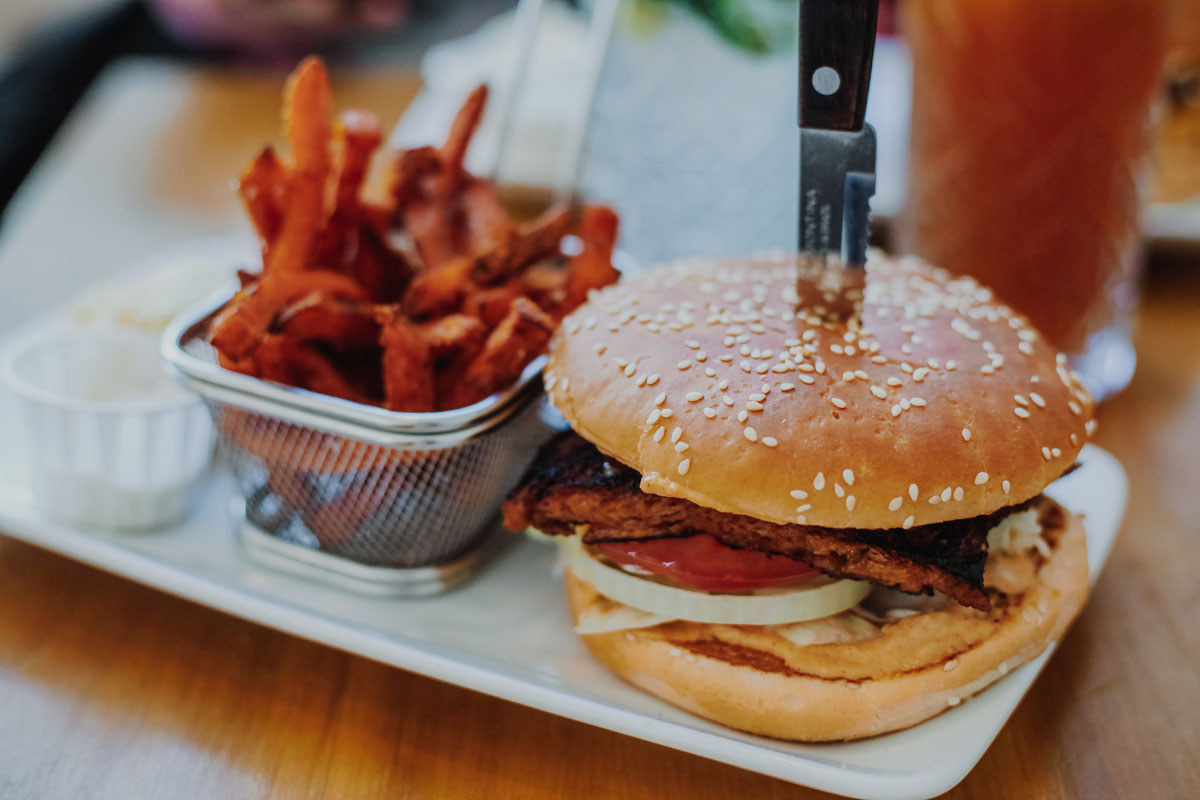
left=797, top=0, right=880, bottom=131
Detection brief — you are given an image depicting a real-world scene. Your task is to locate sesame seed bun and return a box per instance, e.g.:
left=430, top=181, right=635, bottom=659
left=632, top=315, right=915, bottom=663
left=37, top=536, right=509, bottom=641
left=545, top=254, right=1095, bottom=530
left=565, top=509, right=1089, bottom=742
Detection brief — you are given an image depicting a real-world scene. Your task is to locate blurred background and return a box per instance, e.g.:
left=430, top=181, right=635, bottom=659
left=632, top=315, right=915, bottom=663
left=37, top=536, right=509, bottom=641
left=0, top=0, right=1195, bottom=395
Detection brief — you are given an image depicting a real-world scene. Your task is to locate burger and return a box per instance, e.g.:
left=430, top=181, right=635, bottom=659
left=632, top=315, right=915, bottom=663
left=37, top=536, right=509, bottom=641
left=502, top=253, right=1096, bottom=741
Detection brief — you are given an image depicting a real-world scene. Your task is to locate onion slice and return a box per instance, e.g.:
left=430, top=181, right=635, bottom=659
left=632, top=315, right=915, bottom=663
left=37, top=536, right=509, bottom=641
left=564, top=538, right=870, bottom=626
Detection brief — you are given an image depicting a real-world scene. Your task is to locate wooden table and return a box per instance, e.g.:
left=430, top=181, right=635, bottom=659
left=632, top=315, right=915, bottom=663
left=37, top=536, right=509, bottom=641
left=1, top=62, right=1198, bottom=799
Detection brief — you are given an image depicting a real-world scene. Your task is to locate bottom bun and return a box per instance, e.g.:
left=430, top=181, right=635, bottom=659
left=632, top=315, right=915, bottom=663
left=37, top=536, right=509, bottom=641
left=565, top=509, right=1089, bottom=742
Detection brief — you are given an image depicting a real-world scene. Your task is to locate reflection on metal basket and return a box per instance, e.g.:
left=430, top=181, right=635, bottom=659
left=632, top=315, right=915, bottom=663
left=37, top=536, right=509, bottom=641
left=210, top=396, right=549, bottom=568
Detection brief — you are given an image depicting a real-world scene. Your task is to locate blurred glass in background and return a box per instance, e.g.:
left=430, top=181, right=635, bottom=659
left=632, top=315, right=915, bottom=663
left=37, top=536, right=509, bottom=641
left=902, top=0, right=1167, bottom=399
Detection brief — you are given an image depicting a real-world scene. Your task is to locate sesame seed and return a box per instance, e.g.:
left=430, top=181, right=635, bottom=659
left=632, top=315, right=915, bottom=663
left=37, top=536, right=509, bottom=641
left=948, top=697, right=961, bottom=707
left=684, top=339, right=700, bottom=349
left=703, top=408, right=717, bottom=419
left=637, top=374, right=647, bottom=387
left=652, top=426, right=665, bottom=442
left=647, top=374, right=660, bottom=386
left=834, top=483, right=845, bottom=498
left=722, top=396, right=734, bottom=407
left=796, top=504, right=812, bottom=513
left=678, top=360, right=692, bottom=370
left=746, top=401, right=764, bottom=412
left=798, top=374, right=815, bottom=385
left=903, top=515, right=915, bottom=529
left=718, top=378, right=729, bottom=391
left=941, top=487, right=952, bottom=502
left=678, top=459, right=691, bottom=475
left=1042, top=446, right=1052, bottom=460
left=912, top=367, right=929, bottom=382
left=704, top=367, right=716, bottom=377
left=762, top=437, right=778, bottom=448
left=740, top=361, right=752, bottom=373
left=790, top=490, right=809, bottom=500
left=870, top=386, right=887, bottom=399
left=962, top=428, right=971, bottom=442
left=755, top=363, right=769, bottom=374
left=846, top=495, right=856, bottom=511
left=744, top=427, right=758, bottom=442
left=1068, top=400, right=1082, bottom=416
left=661, top=409, right=673, bottom=418
left=854, top=370, right=870, bottom=381
left=1051, top=447, right=1062, bottom=458
left=624, top=364, right=637, bottom=377
left=646, top=410, right=661, bottom=426
left=944, top=659, right=959, bottom=672
left=797, top=515, right=807, bottom=524
left=1002, top=480, right=1011, bottom=493
left=929, top=495, right=941, bottom=505
left=891, top=404, right=902, bottom=417
left=655, top=392, right=667, bottom=406
left=1030, top=392, right=1046, bottom=408
left=1014, top=407, right=1031, bottom=419
left=953, top=487, right=964, bottom=502
left=946, top=360, right=957, bottom=370
left=686, top=392, right=704, bottom=403
left=737, top=410, right=749, bottom=423
left=900, top=398, right=911, bottom=411
left=843, top=371, right=856, bottom=383
left=843, top=469, right=855, bottom=486
left=545, top=376, right=558, bottom=392
left=615, top=357, right=628, bottom=368
left=1085, top=419, right=1098, bottom=436
left=1019, top=341, right=1035, bottom=355
left=909, top=483, right=919, bottom=501
left=750, top=393, right=766, bottom=402
left=671, top=427, right=683, bottom=443
left=1014, top=394, right=1029, bottom=406
left=975, top=472, right=989, bottom=485
left=889, top=497, right=903, bottom=511
left=675, top=442, right=689, bottom=453
left=814, top=472, right=826, bottom=490
left=593, top=343, right=606, bottom=355
left=831, top=397, right=847, bottom=409
left=910, top=397, right=926, bottom=407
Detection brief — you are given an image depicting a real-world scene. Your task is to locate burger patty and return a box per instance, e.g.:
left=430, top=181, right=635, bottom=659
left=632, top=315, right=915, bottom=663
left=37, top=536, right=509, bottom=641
left=504, top=432, right=1047, bottom=611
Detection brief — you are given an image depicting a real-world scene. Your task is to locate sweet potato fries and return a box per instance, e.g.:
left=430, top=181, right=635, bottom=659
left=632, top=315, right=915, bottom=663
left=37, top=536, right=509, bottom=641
left=208, top=57, right=620, bottom=411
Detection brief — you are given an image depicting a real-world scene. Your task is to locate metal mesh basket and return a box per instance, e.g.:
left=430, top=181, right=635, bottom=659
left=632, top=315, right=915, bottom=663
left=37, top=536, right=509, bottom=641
left=162, top=298, right=559, bottom=589
left=209, top=394, right=548, bottom=567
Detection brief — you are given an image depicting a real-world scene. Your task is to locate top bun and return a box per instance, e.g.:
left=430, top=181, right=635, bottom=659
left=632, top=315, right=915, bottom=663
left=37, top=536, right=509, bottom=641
left=544, top=253, right=1095, bottom=530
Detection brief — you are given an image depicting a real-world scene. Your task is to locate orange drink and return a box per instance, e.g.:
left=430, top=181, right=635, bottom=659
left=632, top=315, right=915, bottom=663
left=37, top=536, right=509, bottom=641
left=902, top=0, right=1167, bottom=392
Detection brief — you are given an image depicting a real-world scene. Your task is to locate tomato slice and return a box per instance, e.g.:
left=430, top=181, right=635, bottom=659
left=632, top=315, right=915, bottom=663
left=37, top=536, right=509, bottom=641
left=594, top=534, right=820, bottom=593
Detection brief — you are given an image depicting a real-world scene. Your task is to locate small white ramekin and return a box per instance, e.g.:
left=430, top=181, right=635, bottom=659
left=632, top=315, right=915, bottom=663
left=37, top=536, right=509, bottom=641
left=1, top=325, right=214, bottom=530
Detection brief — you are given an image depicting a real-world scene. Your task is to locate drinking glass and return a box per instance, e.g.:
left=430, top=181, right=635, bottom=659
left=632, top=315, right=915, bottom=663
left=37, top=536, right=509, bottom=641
left=901, top=0, right=1168, bottom=399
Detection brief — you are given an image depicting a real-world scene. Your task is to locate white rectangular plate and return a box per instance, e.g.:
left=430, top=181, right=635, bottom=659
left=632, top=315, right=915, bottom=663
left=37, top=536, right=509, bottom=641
left=0, top=404, right=1125, bottom=800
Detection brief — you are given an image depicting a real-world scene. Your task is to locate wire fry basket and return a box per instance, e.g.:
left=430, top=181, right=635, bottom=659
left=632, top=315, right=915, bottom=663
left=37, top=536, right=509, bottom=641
left=162, top=296, right=557, bottom=595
